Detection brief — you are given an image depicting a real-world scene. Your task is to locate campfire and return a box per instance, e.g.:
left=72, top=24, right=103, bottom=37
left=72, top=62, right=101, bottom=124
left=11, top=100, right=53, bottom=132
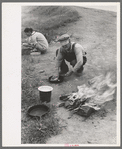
left=59, top=72, right=117, bottom=116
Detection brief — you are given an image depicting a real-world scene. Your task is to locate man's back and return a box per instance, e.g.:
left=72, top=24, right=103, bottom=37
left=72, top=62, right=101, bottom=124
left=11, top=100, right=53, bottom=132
left=29, top=31, right=49, bottom=49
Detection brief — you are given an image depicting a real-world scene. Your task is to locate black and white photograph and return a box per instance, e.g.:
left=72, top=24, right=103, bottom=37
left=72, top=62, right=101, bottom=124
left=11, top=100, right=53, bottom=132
left=2, top=2, right=120, bottom=147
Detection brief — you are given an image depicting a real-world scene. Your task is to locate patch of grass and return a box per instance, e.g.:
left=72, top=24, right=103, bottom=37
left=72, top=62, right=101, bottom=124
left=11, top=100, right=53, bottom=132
left=22, top=55, right=42, bottom=108
left=21, top=55, right=63, bottom=144
left=21, top=104, right=62, bottom=144
left=21, top=6, right=80, bottom=43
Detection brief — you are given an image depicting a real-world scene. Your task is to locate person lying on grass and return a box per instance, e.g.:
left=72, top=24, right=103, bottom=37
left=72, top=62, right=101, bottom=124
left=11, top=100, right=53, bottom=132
left=52, top=34, right=87, bottom=80
left=22, top=28, right=49, bottom=54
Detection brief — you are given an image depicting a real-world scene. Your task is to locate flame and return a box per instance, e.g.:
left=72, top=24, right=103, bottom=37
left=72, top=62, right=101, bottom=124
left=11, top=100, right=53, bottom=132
left=66, top=72, right=116, bottom=111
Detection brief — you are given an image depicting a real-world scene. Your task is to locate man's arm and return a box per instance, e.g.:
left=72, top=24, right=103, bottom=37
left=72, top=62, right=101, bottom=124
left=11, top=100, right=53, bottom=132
left=72, top=45, right=83, bottom=73
left=56, top=49, right=64, bottom=67
left=54, top=49, right=64, bottom=77
left=22, top=37, right=34, bottom=47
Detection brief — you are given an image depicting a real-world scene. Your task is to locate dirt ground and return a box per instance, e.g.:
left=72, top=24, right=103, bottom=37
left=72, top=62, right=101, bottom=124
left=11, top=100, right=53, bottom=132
left=33, top=47, right=116, bottom=145
left=22, top=7, right=117, bottom=145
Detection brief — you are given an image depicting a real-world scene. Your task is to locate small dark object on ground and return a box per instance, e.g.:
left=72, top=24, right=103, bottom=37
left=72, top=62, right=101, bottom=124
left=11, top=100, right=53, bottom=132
left=76, top=106, right=95, bottom=117
left=59, top=94, right=70, bottom=101
left=58, top=102, right=65, bottom=107
left=49, top=75, right=64, bottom=83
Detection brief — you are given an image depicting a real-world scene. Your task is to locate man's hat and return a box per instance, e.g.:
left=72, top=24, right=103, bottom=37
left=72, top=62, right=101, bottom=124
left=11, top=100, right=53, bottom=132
left=57, top=34, right=70, bottom=42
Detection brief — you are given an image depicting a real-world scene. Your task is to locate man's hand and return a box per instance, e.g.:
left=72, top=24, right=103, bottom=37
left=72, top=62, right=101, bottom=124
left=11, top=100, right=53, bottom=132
left=51, top=75, right=59, bottom=80
left=22, top=43, right=35, bottom=48
left=31, top=48, right=38, bottom=52
left=51, top=68, right=59, bottom=79
left=28, top=43, right=35, bottom=48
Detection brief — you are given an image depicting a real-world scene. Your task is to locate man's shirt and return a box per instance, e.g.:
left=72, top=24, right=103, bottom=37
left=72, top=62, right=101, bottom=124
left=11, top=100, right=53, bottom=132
left=56, top=42, right=86, bottom=73
left=27, top=31, right=49, bottom=49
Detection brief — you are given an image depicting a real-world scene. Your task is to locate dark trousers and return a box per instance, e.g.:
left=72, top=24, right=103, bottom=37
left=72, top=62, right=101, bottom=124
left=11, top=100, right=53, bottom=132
left=56, top=49, right=87, bottom=74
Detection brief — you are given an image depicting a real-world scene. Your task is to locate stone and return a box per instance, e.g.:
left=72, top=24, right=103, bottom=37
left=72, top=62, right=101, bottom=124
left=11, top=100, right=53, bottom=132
left=76, top=106, right=95, bottom=117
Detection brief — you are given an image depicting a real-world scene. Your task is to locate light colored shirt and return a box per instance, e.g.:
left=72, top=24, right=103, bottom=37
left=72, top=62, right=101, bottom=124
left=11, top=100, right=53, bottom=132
left=56, top=42, right=86, bottom=73
left=27, top=31, right=49, bottom=49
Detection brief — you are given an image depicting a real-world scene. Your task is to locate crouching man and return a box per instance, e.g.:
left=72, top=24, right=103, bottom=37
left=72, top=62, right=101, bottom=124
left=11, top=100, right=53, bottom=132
left=52, top=34, right=87, bottom=79
left=22, top=28, right=49, bottom=54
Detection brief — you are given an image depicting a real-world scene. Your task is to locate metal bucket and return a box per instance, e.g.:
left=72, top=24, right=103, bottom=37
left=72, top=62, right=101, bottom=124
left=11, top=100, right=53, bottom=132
left=38, top=86, right=53, bottom=103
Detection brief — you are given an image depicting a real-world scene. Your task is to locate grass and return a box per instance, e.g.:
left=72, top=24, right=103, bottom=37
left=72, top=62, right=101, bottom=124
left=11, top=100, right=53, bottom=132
left=21, top=55, right=64, bottom=144
left=21, top=104, right=63, bottom=144
left=21, top=6, right=80, bottom=43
